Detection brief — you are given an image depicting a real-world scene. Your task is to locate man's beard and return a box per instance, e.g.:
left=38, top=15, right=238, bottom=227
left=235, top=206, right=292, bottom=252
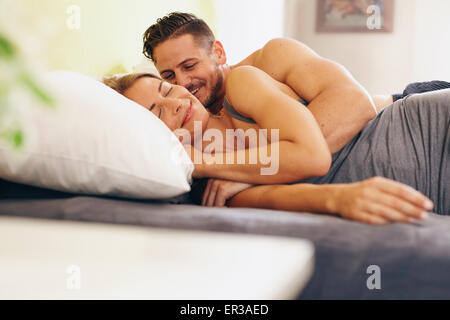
left=204, top=67, right=224, bottom=112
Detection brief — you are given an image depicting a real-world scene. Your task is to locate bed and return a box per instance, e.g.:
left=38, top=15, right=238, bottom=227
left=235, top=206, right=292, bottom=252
left=1, top=179, right=450, bottom=300
left=2, top=71, right=450, bottom=300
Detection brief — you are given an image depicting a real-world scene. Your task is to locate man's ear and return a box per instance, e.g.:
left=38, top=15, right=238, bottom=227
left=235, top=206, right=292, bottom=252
left=211, top=40, right=227, bottom=65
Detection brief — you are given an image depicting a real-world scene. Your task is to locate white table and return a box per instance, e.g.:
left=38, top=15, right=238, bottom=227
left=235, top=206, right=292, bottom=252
left=0, top=216, right=314, bottom=300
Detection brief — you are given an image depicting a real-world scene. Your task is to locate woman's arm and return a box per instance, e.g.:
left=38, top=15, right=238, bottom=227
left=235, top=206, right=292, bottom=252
left=194, top=66, right=332, bottom=185
left=227, top=177, right=433, bottom=225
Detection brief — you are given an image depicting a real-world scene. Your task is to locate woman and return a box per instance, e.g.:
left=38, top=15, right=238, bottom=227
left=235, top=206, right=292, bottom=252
left=103, top=68, right=449, bottom=225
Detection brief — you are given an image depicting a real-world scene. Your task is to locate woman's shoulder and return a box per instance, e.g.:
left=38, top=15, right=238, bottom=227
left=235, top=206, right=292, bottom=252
left=225, top=66, right=269, bottom=115
left=227, top=66, right=299, bottom=105
left=228, top=65, right=266, bottom=85
left=226, top=65, right=282, bottom=99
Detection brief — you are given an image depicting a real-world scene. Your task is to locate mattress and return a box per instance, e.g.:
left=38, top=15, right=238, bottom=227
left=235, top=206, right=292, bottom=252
left=1, top=181, right=450, bottom=300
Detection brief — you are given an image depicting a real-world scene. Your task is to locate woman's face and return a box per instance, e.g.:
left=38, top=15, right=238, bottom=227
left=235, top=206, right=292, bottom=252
left=123, top=77, right=209, bottom=137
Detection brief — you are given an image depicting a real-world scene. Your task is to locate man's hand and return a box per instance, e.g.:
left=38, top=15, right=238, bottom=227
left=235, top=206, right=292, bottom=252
left=202, top=179, right=254, bottom=207
left=331, top=177, right=434, bottom=225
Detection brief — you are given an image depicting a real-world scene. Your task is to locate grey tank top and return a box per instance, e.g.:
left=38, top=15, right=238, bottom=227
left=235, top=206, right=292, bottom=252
left=223, top=96, right=309, bottom=124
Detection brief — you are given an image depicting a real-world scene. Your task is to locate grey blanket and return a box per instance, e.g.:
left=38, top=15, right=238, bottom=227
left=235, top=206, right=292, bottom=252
left=0, top=196, right=450, bottom=300
left=303, top=89, right=450, bottom=215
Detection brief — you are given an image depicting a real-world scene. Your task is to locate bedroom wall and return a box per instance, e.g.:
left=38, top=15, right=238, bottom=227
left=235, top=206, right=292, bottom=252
left=285, top=0, right=450, bottom=95
left=212, top=0, right=285, bottom=65
left=0, top=0, right=215, bottom=76
left=412, top=0, right=450, bottom=82
left=284, top=0, right=416, bottom=94
left=4, top=0, right=447, bottom=87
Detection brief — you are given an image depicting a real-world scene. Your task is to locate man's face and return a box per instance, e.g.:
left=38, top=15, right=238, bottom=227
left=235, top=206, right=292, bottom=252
left=153, top=34, right=225, bottom=108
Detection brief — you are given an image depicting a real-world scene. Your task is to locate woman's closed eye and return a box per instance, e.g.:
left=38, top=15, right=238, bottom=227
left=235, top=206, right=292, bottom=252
left=161, top=81, right=173, bottom=97
left=147, top=81, right=172, bottom=119
left=164, top=85, right=173, bottom=97
left=149, top=104, right=162, bottom=119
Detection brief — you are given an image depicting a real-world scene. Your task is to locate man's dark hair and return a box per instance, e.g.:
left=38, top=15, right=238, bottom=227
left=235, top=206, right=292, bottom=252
left=143, top=12, right=215, bottom=62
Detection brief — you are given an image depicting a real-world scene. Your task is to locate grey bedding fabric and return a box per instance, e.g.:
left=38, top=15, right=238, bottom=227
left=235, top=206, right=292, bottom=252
left=1, top=196, right=450, bottom=300
left=393, top=80, right=450, bottom=102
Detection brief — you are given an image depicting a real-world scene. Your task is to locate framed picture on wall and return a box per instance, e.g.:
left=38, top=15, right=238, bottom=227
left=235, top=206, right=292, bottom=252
left=316, top=0, right=394, bottom=33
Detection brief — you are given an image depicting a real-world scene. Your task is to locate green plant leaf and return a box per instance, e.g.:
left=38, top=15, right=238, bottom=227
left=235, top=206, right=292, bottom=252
left=12, top=130, right=23, bottom=148
left=0, top=34, right=55, bottom=150
left=19, top=73, right=55, bottom=107
left=0, top=128, right=24, bottom=148
left=0, top=35, right=16, bottom=60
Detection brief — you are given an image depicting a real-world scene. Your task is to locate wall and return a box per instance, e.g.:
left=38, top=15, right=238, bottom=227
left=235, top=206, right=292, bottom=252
left=4, top=0, right=447, bottom=87
left=212, top=0, right=285, bottom=65
left=0, top=0, right=215, bottom=76
left=412, top=0, right=450, bottom=82
left=1, top=0, right=285, bottom=76
left=285, top=0, right=450, bottom=94
left=285, top=0, right=416, bottom=94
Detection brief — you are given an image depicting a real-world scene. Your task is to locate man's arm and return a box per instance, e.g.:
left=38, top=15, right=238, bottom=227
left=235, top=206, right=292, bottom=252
left=236, top=38, right=377, bottom=154
left=226, top=177, right=432, bottom=225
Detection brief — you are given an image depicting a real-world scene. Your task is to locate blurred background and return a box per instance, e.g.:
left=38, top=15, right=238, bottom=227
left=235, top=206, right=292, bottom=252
left=1, top=0, right=449, bottom=95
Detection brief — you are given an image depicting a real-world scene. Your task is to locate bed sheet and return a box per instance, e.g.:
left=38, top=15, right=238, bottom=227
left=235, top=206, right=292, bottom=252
left=1, top=193, right=450, bottom=300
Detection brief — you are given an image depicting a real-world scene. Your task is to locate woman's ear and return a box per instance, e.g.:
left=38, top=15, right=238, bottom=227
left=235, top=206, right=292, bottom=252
left=211, top=40, right=227, bottom=65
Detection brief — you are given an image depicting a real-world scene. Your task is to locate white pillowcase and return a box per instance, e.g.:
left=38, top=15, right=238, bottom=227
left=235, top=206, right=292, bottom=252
left=0, top=70, right=194, bottom=199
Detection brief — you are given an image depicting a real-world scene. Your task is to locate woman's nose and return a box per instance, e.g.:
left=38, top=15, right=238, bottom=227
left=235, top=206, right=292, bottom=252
left=173, top=103, right=182, bottom=114
left=158, top=98, right=182, bottom=114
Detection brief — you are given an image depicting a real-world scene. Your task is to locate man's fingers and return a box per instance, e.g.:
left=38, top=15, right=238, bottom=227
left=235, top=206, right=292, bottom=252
left=370, top=177, right=434, bottom=211
left=203, top=181, right=254, bottom=208
left=201, top=179, right=213, bottom=206
left=355, top=211, right=390, bottom=225
left=366, top=189, right=427, bottom=221
left=214, top=186, right=227, bottom=207
left=206, top=180, right=220, bottom=207
left=363, top=201, right=415, bottom=223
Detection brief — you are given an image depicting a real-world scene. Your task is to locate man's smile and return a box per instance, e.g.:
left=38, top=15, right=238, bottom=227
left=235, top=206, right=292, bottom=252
left=188, top=82, right=205, bottom=100
left=190, top=87, right=200, bottom=95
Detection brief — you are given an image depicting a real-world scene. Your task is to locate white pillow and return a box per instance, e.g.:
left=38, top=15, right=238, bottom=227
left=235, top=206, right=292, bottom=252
left=0, top=70, right=194, bottom=199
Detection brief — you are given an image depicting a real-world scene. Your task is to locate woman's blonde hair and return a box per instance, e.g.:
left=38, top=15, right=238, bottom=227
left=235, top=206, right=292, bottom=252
left=103, top=72, right=161, bottom=94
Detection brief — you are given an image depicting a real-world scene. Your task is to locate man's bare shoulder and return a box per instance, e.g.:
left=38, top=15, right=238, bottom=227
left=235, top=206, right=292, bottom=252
left=235, top=38, right=314, bottom=65
left=233, top=38, right=318, bottom=82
